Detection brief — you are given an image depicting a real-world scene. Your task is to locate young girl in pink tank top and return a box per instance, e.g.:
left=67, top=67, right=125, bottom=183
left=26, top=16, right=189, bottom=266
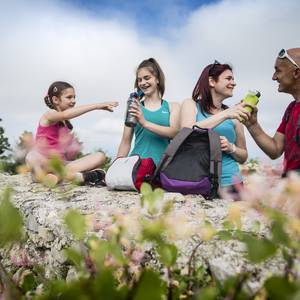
left=26, top=81, right=118, bottom=186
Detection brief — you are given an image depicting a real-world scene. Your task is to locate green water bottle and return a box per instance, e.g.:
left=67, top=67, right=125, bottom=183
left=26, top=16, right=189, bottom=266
left=242, top=90, right=261, bottom=122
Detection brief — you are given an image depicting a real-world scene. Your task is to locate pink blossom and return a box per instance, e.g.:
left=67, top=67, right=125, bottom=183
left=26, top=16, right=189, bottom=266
left=10, top=249, right=33, bottom=268
left=131, top=248, right=144, bottom=265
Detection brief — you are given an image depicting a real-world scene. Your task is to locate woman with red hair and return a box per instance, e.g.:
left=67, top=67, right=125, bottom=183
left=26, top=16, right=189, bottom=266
left=180, top=61, right=250, bottom=197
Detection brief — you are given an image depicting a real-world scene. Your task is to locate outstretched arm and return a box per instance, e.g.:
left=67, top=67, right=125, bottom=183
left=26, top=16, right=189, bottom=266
left=181, top=99, right=250, bottom=129
left=117, top=126, right=134, bottom=157
left=43, top=102, right=118, bottom=124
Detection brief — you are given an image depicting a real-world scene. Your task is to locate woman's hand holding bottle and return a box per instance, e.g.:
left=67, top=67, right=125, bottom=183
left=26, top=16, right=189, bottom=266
left=128, top=99, right=146, bottom=126
left=223, top=103, right=251, bottom=121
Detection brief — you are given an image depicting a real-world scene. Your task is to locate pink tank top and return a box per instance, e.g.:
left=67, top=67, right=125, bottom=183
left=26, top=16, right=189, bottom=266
left=35, top=122, right=80, bottom=161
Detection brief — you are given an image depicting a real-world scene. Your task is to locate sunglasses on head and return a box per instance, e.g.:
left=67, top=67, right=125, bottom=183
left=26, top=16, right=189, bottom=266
left=209, top=60, right=221, bottom=73
left=278, top=49, right=300, bottom=69
left=212, top=60, right=221, bottom=66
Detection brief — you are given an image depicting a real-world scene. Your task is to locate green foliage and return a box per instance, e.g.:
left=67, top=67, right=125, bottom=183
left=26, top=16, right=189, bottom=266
left=0, top=119, right=18, bottom=174
left=0, top=118, right=11, bottom=157
left=64, top=209, right=87, bottom=240
left=64, top=248, right=85, bottom=270
left=196, top=286, right=219, bottom=300
left=240, top=233, right=277, bottom=263
left=264, top=276, right=300, bottom=300
left=157, top=243, right=178, bottom=267
left=132, top=270, right=166, bottom=300
left=21, top=271, right=37, bottom=293
left=244, top=158, right=260, bottom=174
left=2, top=177, right=300, bottom=299
left=48, top=156, right=66, bottom=180
left=0, top=187, right=23, bottom=246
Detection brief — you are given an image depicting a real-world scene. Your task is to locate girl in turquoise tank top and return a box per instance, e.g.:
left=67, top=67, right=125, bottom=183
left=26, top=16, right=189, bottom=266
left=180, top=61, right=251, bottom=197
left=117, top=58, right=180, bottom=166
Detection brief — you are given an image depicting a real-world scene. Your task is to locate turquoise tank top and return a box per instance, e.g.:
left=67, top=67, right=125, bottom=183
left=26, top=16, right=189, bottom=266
left=130, top=100, right=170, bottom=165
left=196, top=103, right=242, bottom=186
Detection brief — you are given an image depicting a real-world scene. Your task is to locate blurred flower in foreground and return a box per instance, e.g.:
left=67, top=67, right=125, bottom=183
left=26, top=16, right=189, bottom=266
left=16, top=164, right=30, bottom=174
left=241, top=170, right=300, bottom=217
left=227, top=203, right=242, bottom=229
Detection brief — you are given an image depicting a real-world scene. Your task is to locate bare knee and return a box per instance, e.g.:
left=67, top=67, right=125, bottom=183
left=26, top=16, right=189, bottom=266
left=25, top=151, right=47, bottom=173
left=94, top=152, right=106, bottom=166
left=25, top=151, right=39, bottom=169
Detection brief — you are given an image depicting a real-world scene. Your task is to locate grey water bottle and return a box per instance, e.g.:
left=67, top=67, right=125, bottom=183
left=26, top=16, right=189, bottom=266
left=124, top=90, right=144, bottom=127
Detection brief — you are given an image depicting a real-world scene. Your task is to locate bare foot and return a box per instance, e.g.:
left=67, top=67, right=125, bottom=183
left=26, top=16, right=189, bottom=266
left=42, top=173, right=59, bottom=187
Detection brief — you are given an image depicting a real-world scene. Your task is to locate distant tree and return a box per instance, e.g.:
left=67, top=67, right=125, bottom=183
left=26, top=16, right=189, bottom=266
left=0, top=118, right=11, bottom=158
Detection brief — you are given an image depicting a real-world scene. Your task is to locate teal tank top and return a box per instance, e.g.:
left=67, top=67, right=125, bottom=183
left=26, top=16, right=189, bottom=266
left=196, top=103, right=242, bottom=186
left=130, top=100, right=170, bottom=165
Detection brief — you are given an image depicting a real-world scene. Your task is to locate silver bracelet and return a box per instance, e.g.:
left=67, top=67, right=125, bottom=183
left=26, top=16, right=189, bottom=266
left=228, top=143, right=236, bottom=154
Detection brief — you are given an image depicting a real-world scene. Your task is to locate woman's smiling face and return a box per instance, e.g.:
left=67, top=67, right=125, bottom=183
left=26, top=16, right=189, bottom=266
left=136, top=67, right=159, bottom=97
left=210, top=69, right=236, bottom=99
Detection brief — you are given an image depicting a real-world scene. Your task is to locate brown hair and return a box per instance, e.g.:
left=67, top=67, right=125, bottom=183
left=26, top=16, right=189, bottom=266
left=44, top=81, right=74, bottom=130
left=134, top=58, right=165, bottom=97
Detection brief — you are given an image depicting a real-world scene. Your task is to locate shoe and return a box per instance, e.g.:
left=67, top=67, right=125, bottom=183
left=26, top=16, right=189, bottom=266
left=82, top=169, right=106, bottom=186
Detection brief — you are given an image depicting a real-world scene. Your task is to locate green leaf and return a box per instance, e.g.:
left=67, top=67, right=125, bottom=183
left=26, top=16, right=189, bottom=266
left=217, top=230, right=232, bottom=241
left=109, top=243, right=127, bottom=265
left=157, top=243, right=178, bottom=267
left=91, top=269, right=120, bottom=299
left=265, top=276, right=299, bottom=300
left=152, top=188, right=164, bottom=203
left=196, top=286, right=219, bottom=300
left=222, top=220, right=234, bottom=230
left=162, top=200, right=173, bottom=214
left=21, top=272, right=36, bottom=293
left=89, top=239, right=110, bottom=269
left=64, top=209, right=87, bottom=240
left=271, top=220, right=290, bottom=246
left=141, top=220, right=164, bottom=243
left=133, top=269, right=166, bottom=300
left=140, top=182, right=153, bottom=196
left=252, top=220, right=261, bottom=233
left=242, top=234, right=277, bottom=263
left=48, top=156, right=65, bottom=178
left=140, top=182, right=153, bottom=208
left=0, top=187, right=23, bottom=246
left=64, top=247, right=84, bottom=269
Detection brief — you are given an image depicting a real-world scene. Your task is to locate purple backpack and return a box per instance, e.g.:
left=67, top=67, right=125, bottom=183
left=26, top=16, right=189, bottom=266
left=153, top=126, right=222, bottom=199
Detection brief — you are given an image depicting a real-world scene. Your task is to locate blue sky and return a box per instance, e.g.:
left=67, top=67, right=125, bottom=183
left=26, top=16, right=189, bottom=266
left=62, top=0, right=215, bottom=35
left=1, top=0, right=299, bottom=163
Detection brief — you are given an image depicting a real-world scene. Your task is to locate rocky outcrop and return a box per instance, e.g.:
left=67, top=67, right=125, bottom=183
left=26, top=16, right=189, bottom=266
left=0, top=173, right=285, bottom=294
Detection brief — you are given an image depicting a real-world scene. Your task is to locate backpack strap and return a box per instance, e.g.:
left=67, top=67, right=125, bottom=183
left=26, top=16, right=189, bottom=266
left=152, top=127, right=193, bottom=182
left=207, top=130, right=222, bottom=200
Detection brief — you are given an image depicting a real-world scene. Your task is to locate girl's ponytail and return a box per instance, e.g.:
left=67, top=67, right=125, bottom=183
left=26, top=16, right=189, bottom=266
left=44, top=95, right=55, bottom=109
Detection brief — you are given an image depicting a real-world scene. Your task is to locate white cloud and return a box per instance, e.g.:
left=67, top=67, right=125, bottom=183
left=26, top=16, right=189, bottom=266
left=1, top=0, right=299, bottom=162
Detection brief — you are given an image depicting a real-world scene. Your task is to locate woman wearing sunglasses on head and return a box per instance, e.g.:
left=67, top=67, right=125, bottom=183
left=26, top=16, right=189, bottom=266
left=180, top=61, right=251, bottom=198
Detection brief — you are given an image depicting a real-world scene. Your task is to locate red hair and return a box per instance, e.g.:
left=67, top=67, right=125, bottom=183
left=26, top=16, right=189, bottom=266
left=192, top=63, right=232, bottom=114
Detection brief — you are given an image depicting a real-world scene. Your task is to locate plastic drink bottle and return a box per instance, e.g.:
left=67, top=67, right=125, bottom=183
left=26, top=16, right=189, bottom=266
left=242, top=90, right=261, bottom=122
left=124, top=90, right=144, bottom=127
